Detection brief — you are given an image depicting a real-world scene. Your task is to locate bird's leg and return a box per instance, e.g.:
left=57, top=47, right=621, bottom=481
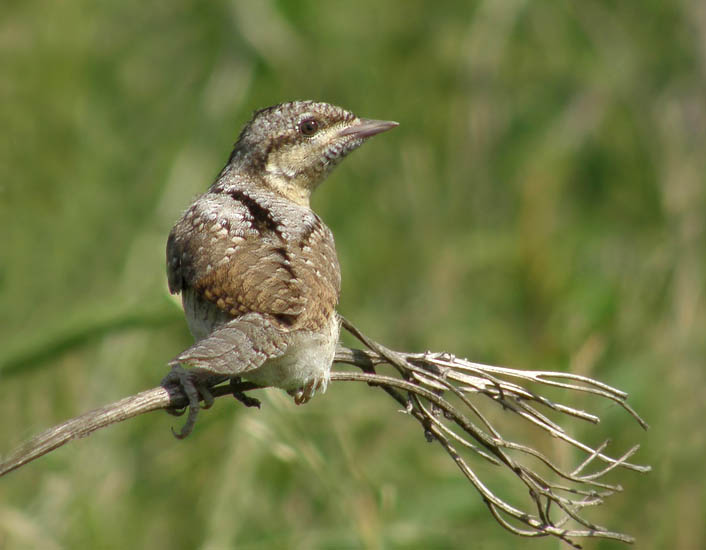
left=161, top=366, right=226, bottom=438
left=229, top=376, right=261, bottom=408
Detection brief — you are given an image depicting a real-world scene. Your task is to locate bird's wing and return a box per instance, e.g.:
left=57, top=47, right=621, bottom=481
left=167, top=188, right=340, bottom=332
left=169, top=312, right=289, bottom=374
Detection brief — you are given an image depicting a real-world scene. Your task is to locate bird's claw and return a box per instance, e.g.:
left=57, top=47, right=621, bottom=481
left=162, top=365, right=218, bottom=439
left=229, top=377, right=261, bottom=408
left=290, top=378, right=323, bottom=405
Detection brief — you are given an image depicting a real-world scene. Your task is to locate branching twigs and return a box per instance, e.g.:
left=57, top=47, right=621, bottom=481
left=338, top=317, right=650, bottom=547
left=0, top=317, right=649, bottom=547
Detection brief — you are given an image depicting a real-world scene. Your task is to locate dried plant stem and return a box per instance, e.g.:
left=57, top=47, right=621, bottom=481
left=0, top=317, right=649, bottom=547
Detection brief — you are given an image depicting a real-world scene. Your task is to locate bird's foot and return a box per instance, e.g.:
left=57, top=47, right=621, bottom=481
left=289, top=377, right=327, bottom=405
left=229, top=377, right=261, bottom=408
left=162, top=365, right=223, bottom=439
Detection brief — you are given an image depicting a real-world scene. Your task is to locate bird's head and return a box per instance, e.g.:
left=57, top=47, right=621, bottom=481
left=226, top=101, right=398, bottom=206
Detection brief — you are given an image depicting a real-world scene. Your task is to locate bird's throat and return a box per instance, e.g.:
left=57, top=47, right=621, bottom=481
left=262, top=163, right=315, bottom=207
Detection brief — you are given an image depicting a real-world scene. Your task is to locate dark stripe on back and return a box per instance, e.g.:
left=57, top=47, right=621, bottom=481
left=228, top=189, right=281, bottom=235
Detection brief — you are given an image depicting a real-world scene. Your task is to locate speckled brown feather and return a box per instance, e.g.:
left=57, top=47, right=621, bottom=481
left=167, top=181, right=340, bottom=333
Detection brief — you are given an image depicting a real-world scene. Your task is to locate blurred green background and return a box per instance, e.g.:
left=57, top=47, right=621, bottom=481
left=2, top=1, right=704, bottom=549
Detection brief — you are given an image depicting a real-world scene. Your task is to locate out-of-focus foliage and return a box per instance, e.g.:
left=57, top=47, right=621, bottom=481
left=1, top=1, right=704, bottom=549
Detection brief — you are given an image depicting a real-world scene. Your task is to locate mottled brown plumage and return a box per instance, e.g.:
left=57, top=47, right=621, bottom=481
left=167, top=187, right=339, bottom=332
left=164, top=100, right=397, bottom=436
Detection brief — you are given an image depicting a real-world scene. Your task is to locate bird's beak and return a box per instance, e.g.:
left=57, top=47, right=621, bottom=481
left=338, top=118, right=399, bottom=139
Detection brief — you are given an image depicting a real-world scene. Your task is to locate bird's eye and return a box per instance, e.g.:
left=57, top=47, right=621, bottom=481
left=298, top=118, right=319, bottom=136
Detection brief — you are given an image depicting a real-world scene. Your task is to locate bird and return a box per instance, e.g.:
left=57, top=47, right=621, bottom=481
left=163, top=100, right=398, bottom=437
